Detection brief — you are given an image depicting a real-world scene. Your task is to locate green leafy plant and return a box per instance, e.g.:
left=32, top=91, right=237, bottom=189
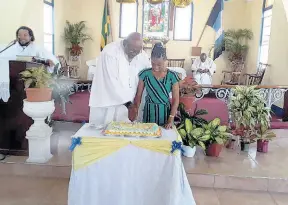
left=177, top=118, right=209, bottom=149
left=64, top=21, right=92, bottom=56
left=229, top=86, right=271, bottom=143
left=223, top=29, right=253, bottom=62
left=176, top=103, right=208, bottom=127
left=200, top=118, right=231, bottom=147
left=50, top=64, right=74, bottom=115
left=176, top=103, right=208, bottom=149
left=20, top=66, right=52, bottom=88
left=255, top=126, right=276, bottom=141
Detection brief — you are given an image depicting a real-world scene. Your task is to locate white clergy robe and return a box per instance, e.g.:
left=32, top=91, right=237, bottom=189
left=191, top=57, right=216, bottom=85
left=89, top=40, right=151, bottom=126
left=0, top=42, right=60, bottom=73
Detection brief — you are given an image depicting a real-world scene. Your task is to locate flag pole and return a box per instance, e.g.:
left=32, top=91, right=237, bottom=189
left=196, top=25, right=207, bottom=47
left=196, top=1, right=216, bottom=47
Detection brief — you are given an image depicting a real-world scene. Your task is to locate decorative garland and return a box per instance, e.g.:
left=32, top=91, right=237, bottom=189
left=172, top=0, right=192, bottom=8
left=116, top=0, right=136, bottom=3
left=147, top=0, right=164, bottom=4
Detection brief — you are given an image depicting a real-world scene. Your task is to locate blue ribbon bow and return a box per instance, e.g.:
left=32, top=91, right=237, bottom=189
left=171, top=141, right=184, bottom=154
left=69, top=137, right=82, bottom=151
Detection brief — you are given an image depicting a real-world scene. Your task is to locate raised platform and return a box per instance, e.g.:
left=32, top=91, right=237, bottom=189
left=0, top=122, right=287, bottom=193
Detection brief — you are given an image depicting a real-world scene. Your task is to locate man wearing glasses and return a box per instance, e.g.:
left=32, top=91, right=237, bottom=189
left=89, top=32, right=151, bottom=126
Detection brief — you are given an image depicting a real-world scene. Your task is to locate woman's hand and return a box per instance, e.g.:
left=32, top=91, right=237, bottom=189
left=128, top=105, right=138, bottom=122
left=164, top=117, right=174, bottom=129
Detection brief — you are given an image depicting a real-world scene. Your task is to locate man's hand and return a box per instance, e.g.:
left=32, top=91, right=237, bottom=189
left=197, top=69, right=203, bottom=73
left=128, top=105, right=138, bottom=122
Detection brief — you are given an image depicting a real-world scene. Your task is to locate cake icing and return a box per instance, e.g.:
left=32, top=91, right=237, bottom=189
left=104, top=121, right=161, bottom=137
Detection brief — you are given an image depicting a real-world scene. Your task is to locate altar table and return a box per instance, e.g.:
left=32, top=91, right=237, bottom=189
left=68, top=124, right=196, bottom=205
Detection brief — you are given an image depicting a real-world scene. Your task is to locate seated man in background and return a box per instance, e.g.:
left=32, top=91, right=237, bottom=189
left=191, top=53, right=216, bottom=85
left=0, top=26, right=59, bottom=73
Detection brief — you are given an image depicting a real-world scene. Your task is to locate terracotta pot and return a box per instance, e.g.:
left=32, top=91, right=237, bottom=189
left=179, top=95, right=195, bottom=111
left=257, top=139, right=269, bottom=153
left=206, top=143, right=223, bottom=157
left=25, top=88, right=52, bottom=102
left=240, top=141, right=250, bottom=152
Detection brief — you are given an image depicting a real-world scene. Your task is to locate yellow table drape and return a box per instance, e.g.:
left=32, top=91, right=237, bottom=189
left=72, top=136, right=182, bottom=171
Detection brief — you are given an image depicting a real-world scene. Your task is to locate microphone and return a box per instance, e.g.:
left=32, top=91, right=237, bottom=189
left=0, top=39, right=17, bottom=54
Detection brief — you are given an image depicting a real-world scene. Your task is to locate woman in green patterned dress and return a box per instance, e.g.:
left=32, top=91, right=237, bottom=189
left=132, top=43, right=180, bottom=129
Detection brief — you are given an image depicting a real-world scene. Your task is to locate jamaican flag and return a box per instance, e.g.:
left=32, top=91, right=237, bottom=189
left=101, top=0, right=112, bottom=51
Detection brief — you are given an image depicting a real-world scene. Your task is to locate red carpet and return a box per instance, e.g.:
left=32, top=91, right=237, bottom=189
left=52, top=91, right=288, bottom=129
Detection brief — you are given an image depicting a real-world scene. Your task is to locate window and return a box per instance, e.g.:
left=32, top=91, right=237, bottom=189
left=44, top=0, right=54, bottom=53
left=259, top=0, right=274, bottom=64
left=119, top=3, right=138, bottom=38
left=173, top=3, right=193, bottom=41
left=142, top=0, right=170, bottom=38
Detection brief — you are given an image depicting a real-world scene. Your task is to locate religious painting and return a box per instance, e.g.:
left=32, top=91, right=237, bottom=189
left=143, top=0, right=169, bottom=38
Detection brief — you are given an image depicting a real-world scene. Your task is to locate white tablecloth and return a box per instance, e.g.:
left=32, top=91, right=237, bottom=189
left=68, top=124, right=196, bottom=205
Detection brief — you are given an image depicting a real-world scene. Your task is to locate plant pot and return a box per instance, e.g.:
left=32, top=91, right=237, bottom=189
left=26, top=88, right=52, bottom=102
left=226, top=139, right=236, bottom=149
left=179, top=95, right=195, bottom=111
left=240, top=141, right=250, bottom=152
left=257, top=139, right=269, bottom=153
left=206, top=143, right=223, bottom=157
left=182, top=145, right=196, bottom=157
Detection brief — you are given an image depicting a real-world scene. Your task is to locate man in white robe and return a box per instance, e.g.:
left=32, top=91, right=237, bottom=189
left=191, top=53, right=216, bottom=95
left=89, top=33, right=151, bottom=126
left=192, top=53, right=216, bottom=85
left=0, top=26, right=59, bottom=73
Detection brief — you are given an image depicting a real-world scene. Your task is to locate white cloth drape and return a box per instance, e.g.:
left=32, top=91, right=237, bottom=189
left=68, top=125, right=196, bottom=205
left=0, top=58, right=12, bottom=102
left=86, top=58, right=98, bottom=80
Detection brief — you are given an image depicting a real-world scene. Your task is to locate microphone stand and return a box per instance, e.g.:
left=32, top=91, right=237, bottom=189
left=0, top=41, right=16, bottom=54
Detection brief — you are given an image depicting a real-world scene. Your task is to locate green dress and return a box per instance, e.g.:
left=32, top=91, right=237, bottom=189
left=139, top=68, right=180, bottom=126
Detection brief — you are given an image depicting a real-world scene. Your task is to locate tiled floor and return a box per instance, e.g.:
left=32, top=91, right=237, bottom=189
left=0, top=176, right=287, bottom=205
left=184, top=128, right=288, bottom=178
left=7, top=122, right=288, bottom=178
left=1, top=122, right=288, bottom=192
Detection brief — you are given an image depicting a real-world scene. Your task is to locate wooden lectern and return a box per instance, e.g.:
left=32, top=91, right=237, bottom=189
left=0, top=61, right=42, bottom=155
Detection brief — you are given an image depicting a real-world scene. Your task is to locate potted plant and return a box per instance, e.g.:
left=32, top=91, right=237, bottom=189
left=20, top=66, right=52, bottom=102
left=175, top=103, right=208, bottom=127
left=177, top=119, right=209, bottom=157
left=176, top=103, right=208, bottom=157
left=255, top=125, right=276, bottom=153
left=50, top=64, right=74, bottom=115
left=229, top=86, right=271, bottom=151
left=200, top=118, right=231, bottom=157
left=223, top=29, right=253, bottom=64
left=179, top=79, right=198, bottom=111
left=64, top=21, right=92, bottom=60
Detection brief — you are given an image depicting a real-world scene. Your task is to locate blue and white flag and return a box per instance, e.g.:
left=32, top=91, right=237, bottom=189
left=206, top=0, right=224, bottom=60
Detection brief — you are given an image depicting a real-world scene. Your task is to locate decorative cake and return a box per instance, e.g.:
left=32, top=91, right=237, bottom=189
left=104, top=121, right=161, bottom=137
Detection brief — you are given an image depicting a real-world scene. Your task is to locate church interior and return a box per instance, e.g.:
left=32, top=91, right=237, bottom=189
left=1, top=0, right=288, bottom=204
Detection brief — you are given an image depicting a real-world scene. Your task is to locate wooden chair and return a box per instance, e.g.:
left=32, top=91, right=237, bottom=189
left=168, top=59, right=185, bottom=68
left=221, top=61, right=245, bottom=85
left=243, top=63, right=270, bottom=85
left=57, top=56, right=78, bottom=78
